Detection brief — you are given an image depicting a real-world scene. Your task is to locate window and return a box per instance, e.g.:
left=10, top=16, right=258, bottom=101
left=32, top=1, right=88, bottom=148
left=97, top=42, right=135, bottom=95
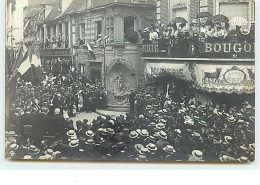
left=80, top=23, right=85, bottom=39
left=96, top=20, right=102, bottom=38
left=105, top=17, right=114, bottom=38
left=80, top=64, right=85, bottom=74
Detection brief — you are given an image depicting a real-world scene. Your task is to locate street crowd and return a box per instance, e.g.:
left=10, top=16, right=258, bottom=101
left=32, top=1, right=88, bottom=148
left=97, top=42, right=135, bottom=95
left=6, top=78, right=255, bottom=162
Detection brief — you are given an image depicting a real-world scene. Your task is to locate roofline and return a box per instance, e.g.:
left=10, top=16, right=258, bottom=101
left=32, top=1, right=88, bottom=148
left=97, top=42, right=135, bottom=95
left=90, top=2, right=156, bottom=11
left=37, top=1, right=156, bottom=25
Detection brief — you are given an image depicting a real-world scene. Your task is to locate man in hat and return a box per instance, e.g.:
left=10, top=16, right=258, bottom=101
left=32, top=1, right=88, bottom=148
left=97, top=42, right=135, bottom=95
left=129, top=89, right=135, bottom=113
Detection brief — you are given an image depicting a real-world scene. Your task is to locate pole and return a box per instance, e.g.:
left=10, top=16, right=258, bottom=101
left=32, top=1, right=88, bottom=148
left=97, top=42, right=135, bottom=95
left=103, top=10, right=107, bottom=88
left=198, top=0, right=201, bottom=33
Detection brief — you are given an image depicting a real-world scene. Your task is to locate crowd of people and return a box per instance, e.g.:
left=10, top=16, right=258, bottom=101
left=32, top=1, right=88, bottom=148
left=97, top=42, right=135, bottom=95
left=6, top=64, right=108, bottom=147
left=6, top=78, right=255, bottom=162
left=38, top=33, right=69, bottom=50
left=138, top=19, right=254, bottom=44
left=42, top=58, right=73, bottom=76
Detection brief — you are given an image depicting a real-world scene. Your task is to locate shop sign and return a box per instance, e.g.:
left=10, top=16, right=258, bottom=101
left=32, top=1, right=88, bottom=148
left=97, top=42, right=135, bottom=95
left=40, top=49, right=71, bottom=57
left=199, top=42, right=255, bottom=54
left=195, top=64, right=255, bottom=94
left=145, top=62, right=192, bottom=81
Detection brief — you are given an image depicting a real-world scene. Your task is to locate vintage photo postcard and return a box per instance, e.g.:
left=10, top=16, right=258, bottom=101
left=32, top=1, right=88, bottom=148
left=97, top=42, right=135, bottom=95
left=5, top=0, right=255, bottom=162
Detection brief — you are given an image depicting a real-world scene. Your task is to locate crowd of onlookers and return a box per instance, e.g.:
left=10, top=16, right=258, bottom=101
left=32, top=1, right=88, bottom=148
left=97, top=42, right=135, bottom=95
left=5, top=79, right=255, bottom=162
left=37, top=33, right=69, bottom=50
left=125, top=19, right=255, bottom=45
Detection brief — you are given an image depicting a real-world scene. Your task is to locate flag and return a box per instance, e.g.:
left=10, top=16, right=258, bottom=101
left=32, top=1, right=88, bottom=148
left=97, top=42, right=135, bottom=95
left=18, top=50, right=34, bottom=82
left=29, top=44, right=43, bottom=85
left=12, top=43, right=27, bottom=72
left=86, top=43, right=96, bottom=59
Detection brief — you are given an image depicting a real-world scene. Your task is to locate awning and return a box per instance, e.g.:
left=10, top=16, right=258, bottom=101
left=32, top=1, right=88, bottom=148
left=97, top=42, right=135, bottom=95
left=145, top=61, right=255, bottom=94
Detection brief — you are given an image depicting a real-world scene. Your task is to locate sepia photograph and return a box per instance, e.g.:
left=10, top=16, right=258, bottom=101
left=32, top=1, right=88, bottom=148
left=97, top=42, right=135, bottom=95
left=5, top=0, right=255, bottom=162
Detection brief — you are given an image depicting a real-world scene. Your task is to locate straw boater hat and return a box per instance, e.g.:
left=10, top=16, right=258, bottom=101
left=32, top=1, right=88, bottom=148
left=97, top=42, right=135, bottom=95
left=224, top=136, right=233, bottom=144
left=163, top=145, right=176, bottom=155
left=86, top=130, right=95, bottom=137
left=45, top=149, right=54, bottom=156
left=23, top=155, right=32, bottom=160
left=156, top=123, right=165, bottom=130
left=68, top=136, right=79, bottom=143
left=237, top=156, right=249, bottom=162
left=219, top=155, right=236, bottom=162
left=29, top=145, right=40, bottom=155
left=38, top=156, right=46, bottom=160
left=135, top=154, right=148, bottom=161
left=140, top=129, right=149, bottom=137
left=154, top=114, right=160, bottom=118
left=148, top=135, right=156, bottom=143
left=227, top=115, right=236, bottom=123
left=107, top=128, right=115, bottom=135
left=158, top=130, right=167, bottom=140
left=249, top=143, right=255, bottom=152
left=45, top=154, right=52, bottom=160
left=66, top=130, right=76, bottom=137
left=139, top=148, right=150, bottom=155
left=109, top=120, right=115, bottom=125
left=149, top=122, right=156, bottom=127
left=146, top=105, right=153, bottom=110
left=184, top=118, right=194, bottom=125
left=10, top=143, right=19, bottom=150
left=249, top=116, right=255, bottom=123
left=199, top=120, right=207, bottom=126
left=85, top=139, right=95, bottom=145
left=147, top=143, right=157, bottom=151
left=134, top=144, right=144, bottom=152
left=160, top=119, right=167, bottom=125
left=69, top=140, right=79, bottom=148
left=129, top=131, right=139, bottom=139
left=192, top=150, right=203, bottom=158
left=175, top=129, right=182, bottom=135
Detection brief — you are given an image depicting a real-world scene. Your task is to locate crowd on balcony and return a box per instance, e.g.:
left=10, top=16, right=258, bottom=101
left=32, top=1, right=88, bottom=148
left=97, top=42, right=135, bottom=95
left=39, top=33, right=70, bottom=50
left=137, top=18, right=255, bottom=54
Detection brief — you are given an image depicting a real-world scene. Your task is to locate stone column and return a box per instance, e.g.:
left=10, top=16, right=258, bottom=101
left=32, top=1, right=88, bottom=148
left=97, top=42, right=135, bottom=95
left=43, top=24, right=47, bottom=41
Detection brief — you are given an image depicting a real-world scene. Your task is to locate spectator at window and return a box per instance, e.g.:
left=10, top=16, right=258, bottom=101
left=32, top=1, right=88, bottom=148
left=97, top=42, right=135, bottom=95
left=125, top=27, right=138, bottom=43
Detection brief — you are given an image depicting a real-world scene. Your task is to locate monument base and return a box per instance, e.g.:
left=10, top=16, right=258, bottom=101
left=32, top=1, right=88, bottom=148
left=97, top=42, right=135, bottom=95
left=107, top=104, right=130, bottom=112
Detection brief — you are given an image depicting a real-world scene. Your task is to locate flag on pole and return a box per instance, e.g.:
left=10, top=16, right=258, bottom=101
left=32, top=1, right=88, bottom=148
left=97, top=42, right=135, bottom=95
left=29, top=44, right=43, bottom=85
left=17, top=50, right=34, bottom=82
left=12, top=43, right=27, bottom=72
left=86, top=43, right=96, bottom=59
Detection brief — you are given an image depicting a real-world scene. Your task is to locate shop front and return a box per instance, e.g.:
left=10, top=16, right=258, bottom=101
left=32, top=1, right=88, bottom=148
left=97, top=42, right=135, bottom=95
left=142, top=37, right=255, bottom=106
left=39, top=48, right=73, bottom=75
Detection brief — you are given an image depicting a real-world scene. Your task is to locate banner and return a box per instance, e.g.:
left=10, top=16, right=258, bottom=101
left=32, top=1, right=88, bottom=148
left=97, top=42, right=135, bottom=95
left=194, top=64, right=255, bottom=94
left=145, top=61, right=255, bottom=94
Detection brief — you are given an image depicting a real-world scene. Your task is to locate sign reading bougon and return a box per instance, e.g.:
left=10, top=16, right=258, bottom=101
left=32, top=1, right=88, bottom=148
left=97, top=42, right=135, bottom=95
left=199, top=42, right=255, bottom=54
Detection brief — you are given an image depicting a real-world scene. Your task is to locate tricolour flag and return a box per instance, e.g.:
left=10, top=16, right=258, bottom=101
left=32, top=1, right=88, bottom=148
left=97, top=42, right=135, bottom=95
left=17, top=50, right=34, bottom=82
left=29, top=44, right=43, bottom=85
